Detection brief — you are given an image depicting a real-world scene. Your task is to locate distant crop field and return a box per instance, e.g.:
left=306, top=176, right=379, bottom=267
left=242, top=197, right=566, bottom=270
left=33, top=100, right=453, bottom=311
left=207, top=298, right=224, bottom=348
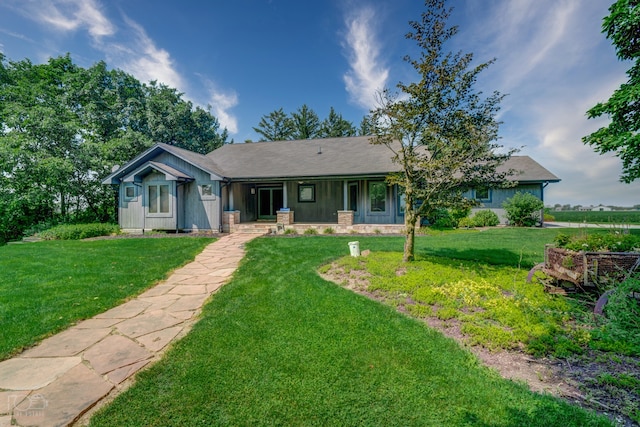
left=551, top=210, right=640, bottom=224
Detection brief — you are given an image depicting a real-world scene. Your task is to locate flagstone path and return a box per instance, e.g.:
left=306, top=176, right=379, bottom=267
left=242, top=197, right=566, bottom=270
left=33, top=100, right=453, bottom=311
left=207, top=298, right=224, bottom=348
left=0, top=232, right=262, bottom=427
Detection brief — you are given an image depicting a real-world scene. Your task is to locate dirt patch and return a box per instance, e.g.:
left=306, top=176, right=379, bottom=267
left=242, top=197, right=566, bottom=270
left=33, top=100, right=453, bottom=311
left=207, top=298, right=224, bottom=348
left=320, top=262, right=640, bottom=427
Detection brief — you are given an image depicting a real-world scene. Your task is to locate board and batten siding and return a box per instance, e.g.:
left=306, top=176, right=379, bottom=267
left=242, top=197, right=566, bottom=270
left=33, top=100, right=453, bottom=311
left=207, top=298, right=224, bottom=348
left=118, top=152, right=221, bottom=231
left=286, top=180, right=343, bottom=223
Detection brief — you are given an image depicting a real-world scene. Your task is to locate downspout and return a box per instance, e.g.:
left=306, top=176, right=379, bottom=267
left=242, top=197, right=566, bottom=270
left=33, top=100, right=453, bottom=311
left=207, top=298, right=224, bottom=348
left=540, top=181, right=549, bottom=227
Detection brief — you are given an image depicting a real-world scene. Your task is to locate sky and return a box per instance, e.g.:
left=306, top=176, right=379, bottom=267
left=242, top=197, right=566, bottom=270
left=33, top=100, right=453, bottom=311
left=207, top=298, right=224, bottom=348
left=0, top=0, right=638, bottom=207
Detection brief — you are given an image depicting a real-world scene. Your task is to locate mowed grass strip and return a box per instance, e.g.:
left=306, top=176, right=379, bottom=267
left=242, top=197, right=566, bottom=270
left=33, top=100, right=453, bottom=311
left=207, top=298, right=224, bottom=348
left=0, top=237, right=215, bottom=360
left=89, top=234, right=610, bottom=426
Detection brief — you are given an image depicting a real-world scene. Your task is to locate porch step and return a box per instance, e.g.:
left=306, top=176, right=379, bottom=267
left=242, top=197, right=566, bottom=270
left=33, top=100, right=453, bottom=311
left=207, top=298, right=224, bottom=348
left=233, top=223, right=275, bottom=234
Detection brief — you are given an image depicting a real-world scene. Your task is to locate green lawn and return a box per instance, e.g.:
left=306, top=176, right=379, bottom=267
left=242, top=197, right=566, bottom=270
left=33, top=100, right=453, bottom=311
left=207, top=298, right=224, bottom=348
left=551, top=210, right=640, bottom=224
left=89, top=230, right=611, bottom=426
left=0, top=237, right=215, bottom=360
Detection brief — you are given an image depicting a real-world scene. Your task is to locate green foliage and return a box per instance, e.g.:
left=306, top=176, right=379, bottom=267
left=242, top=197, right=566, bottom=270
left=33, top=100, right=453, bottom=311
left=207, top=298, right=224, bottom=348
left=0, top=237, right=215, bottom=360
left=342, top=251, right=579, bottom=356
left=503, top=192, right=544, bottom=226
left=0, top=54, right=228, bottom=242
left=551, top=210, right=640, bottom=224
left=457, top=216, right=476, bottom=228
left=283, top=228, right=297, bottom=235
left=303, top=228, right=318, bottom=235
left=36, top=223, right=120, bottom=240
left=554, top=231, right=640, bottom=252
left=253, top=105, right=356, bottom=141
left=471, top=210, right=500, bottom=227
left=323, top=227, right=335, bottom=234
left=591, top=275, right=640, bottom=355
left=369, top=0, right=515, bottom=261
left=582, top=0, right=640, bottom=182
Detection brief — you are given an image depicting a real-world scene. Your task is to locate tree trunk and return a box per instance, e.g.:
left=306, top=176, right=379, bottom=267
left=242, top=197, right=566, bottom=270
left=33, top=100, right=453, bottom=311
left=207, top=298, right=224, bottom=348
left=403, top=210, right=417, bottom=262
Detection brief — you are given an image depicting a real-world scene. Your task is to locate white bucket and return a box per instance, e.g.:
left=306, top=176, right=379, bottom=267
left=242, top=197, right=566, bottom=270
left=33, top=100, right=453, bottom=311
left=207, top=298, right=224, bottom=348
left=348, top=241, right=360, bottom=257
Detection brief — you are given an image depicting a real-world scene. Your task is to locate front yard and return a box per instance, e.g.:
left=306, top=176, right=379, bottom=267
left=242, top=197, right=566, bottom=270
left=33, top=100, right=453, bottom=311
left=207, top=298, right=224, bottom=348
left=0, top=237, right=215, bottom=360
left=88, top=230, right=623, bottom=426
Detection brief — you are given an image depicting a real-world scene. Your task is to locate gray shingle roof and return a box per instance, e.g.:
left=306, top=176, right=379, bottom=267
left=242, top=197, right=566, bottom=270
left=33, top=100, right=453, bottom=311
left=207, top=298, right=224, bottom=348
left=103, top=136, right=560, bottom=184
left=206, top=136, right=560, bottom=183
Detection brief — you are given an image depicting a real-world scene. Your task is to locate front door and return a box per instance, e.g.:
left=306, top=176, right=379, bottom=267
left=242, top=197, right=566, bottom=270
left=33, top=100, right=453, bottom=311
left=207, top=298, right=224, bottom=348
left=258, top=187, right=283, bottom=219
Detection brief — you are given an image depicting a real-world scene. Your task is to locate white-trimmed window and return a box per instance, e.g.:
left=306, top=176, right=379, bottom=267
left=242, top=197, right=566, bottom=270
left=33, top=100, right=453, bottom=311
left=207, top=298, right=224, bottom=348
left=148, top=184, right=170, bottom=214
left=124, top=185, right=136, bottom=200
left=474, top=187, right=491, bottom=202
left=200, top=184, right=215, bottom=200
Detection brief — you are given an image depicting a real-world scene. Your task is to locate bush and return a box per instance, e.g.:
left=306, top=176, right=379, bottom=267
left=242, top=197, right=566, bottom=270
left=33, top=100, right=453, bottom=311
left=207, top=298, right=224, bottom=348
left=457, top=217, right=475, bottom=228
left=554, top=232, right=640, bottom=252
left=303, top=228, right=318, bottom=235
left=283, top=228, right=297, bottom=235
left=37, top=223, right=120, bottom=240
left=502, top=192, right=543, bottom=227
left=426, top=209, right=456, bottom=229
left=323, top=227, right=335, bottom=234
left=472, top=210, right=500, bottom=227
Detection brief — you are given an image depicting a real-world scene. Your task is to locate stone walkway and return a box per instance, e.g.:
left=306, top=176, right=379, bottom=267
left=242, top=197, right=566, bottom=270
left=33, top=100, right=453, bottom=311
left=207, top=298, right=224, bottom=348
left=0, top=232, right=262, bottom=427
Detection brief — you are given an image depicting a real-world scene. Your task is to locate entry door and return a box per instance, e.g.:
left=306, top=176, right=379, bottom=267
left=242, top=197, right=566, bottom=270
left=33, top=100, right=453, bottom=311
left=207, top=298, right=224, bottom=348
left=258, top=187, right=283, bottom=219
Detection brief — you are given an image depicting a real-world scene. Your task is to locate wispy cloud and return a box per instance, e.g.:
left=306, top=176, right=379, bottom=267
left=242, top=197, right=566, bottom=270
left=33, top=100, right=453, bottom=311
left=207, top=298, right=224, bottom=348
left=200, top=77, right=239, bottom=134
left=342, top=6, right=389, bottom=110
left=105, top=16, right=184, bottom=91
left=458, top=0, right=638, bottom=205
left=11, top=0, right=114, bottom=41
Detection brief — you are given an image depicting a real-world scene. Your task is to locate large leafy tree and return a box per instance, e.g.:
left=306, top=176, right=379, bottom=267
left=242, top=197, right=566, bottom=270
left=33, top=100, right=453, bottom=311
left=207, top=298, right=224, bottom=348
left=371, top=0, right=514, bottom=262
left=583, top=0, right=640, bottom=183
left=0, top=54, right=228, bottom=242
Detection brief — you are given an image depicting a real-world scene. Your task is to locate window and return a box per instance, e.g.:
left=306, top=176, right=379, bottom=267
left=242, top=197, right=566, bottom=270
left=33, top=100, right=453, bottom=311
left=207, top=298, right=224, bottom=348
left=474, top=187, right=491, bottom=202
left=298, top=184, right=315, bottom=202
left=369, top=182, right=386, bottom=212
left=124, top=185, right=135, bottom=199
left=201, top=184, right=213, bottom=196
left=397, top=192, right=406, bottom=215
left=148, top=184, right=170, bottom=214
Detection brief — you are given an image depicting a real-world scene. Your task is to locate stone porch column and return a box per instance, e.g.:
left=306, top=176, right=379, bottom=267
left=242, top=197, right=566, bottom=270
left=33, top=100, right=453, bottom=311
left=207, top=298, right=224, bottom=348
left=277, top=210, right=294, bottom=225
left=223, top=210, right=240, bottom=233
left=338, top=210, right=354, bottom=226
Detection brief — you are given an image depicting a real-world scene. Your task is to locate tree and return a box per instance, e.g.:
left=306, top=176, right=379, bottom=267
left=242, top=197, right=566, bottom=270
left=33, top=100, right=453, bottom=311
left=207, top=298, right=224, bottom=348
left=370, top=0, right=514, bottom=262
left=583, top=0, right=640, bottom=183
left=0, top=54, right=228, bottom=242
left=319, top=107, right=356, bottom=138
left=253, top=108, right=294, bottom=141
left=358, top=115, right=374, bottom=136
left=291, top=104, right=321, bottom=140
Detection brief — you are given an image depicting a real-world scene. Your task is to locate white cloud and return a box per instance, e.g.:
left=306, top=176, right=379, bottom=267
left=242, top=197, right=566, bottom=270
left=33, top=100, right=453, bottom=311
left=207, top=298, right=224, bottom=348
left=457, top=0, right=640, bottom=206
left=12, top=0, right=114, bottom=40
left=104, top=16, right=184, bottom=90
left=201, top=79, right=239, bottom=134
left=342, top=6, right=389, bottom=110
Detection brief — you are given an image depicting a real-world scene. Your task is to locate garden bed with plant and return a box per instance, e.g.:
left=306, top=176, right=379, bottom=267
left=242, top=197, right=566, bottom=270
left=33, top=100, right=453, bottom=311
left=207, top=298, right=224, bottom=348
left=319, top=233, right=640, bottom=426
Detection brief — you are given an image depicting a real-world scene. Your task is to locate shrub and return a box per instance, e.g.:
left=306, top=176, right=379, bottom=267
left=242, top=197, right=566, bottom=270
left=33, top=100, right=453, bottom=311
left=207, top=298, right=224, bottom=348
left=283, top=228, right=297, bottom=235
left=472, top=210, right=500, bottom=227
left=323, top=227, right=335, bottom=234
left=502, top=192, right=543, bottom=227
left=37, top=223, right=120, bottom=240
left=457, top=217, right=475, bottom=228
left=426, top=209, right=456, bottom=229
left=303, top=228, right=318, bottom=235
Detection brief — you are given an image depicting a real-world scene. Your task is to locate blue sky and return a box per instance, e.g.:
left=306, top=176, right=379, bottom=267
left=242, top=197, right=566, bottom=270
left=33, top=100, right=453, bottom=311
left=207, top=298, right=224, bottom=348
left=1, top=0, right=638, bottom=207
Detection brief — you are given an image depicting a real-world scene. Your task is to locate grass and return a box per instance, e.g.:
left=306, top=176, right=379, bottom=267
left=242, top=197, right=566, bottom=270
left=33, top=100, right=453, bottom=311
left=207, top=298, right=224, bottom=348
left=330, top=252, right=584, bottom=356
left=552, top=210, right=640, bottom=224
left=89, top=231, right=611, bottom=426
left=0, top=237, right=215, bottom=360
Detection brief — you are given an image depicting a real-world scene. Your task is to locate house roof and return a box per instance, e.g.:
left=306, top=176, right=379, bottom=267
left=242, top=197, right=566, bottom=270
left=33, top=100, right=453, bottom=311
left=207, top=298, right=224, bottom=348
left=207, top=136, right=399, bottom=179
left=103, top=136, right=560, bottom=185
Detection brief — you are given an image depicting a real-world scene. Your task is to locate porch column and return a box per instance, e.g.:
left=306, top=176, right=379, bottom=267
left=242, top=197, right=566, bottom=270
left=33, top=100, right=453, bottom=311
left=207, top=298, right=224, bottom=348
left=228, top=185, right=234, bottom=210
left=343, top=180, right=348, bottom=210
left=283, top=183, right=288, bottom=208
